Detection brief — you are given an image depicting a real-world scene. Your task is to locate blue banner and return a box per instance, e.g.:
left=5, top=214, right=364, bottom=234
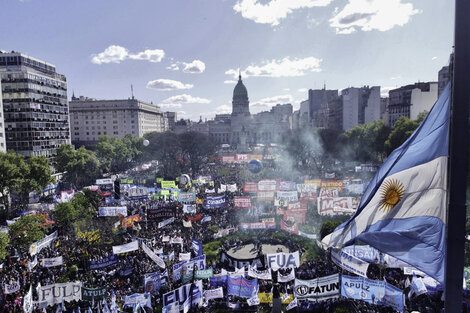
left=341, top=275, right=404, bottom=312
left=227, top=276, right=258, bottom=298
left=88, top=254, right=118, bottom=270
left=210, top=275, right=227, bottom=288
left=205, top=195, right=227, bottom=209
left=192, top=239, right=203, bottom=256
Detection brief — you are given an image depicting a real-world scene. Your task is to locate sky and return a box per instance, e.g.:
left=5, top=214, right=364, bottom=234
left=0, top=0, right=455, bottom=120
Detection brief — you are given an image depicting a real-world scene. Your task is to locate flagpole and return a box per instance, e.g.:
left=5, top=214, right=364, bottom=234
left=445, top=0, right=470, bottom=311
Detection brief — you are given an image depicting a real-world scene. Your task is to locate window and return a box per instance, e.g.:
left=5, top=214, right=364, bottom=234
left=113, top=131, right=118, bottom=135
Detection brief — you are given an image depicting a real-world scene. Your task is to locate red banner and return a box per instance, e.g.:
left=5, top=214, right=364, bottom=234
left=280, top=220, right=299, bottom=235
left=121, top=214, right=141, bottom=228
left=317, top=197, right=358, bottom=215
left=236, top=154, right=250, bottom=162
left=188, top=213, right=202, bottom=222
left=233, top=197, right=252, bottom=209
left=243, top=182, right=258, bottom=193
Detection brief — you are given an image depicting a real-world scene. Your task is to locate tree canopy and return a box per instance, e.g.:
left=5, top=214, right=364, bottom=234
left=56, top=144, right=100, bottom=189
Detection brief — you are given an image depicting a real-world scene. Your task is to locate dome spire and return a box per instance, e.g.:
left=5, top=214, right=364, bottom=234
left=239, top=69, right=242, bottom=81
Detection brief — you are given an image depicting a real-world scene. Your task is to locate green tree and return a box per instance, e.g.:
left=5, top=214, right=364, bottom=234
left=0, top=151, right=29, bottom=217
left=56, top=144, right=101, bottom=189
left=384, top=117, right=419, bottom=155
left=320, top=220, right=342, bottom=240
left=0, top=232, right=9, bottom=261
left=8, top=215, right=45, bottom=249
left=179, top=132, right=217, bottom=175
left=53, top=202, right=77, bottom=230
left=96, top=135, right=143, bottom=173
left=143, top=131, right=182, bottom=178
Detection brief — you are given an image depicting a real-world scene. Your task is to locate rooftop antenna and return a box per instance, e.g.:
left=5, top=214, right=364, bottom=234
left=131, top=84, right=134, bottom=100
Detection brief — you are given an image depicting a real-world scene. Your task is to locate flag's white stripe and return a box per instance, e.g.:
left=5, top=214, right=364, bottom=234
left=328, top=156, right=447, bottom=248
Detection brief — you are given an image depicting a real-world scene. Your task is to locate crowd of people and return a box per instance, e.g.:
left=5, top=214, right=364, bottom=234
left=0, top=161, right=460, bottom=313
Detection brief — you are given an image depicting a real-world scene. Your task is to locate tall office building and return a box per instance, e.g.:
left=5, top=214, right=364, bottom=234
left=0, top=51, right=70, bottom=158
left=341, top=86, right=381, bottom=131
left=69, top=96, right=168, bottom=146
left=0, top=81, right=5, bottom=153
left=388, top=82, right=437, bottom=126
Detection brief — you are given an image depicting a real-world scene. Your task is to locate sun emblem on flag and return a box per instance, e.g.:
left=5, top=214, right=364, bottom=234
left=378, top=179, right=405, bottom=213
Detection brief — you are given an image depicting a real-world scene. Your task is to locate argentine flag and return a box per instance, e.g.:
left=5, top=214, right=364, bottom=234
left=322, top=84, right=450, bottom=285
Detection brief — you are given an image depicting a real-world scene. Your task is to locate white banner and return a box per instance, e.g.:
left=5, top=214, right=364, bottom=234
left=183, top=220, right=192, bottom=228
left=248, top=266, right=272, bottom=280
left=37, top=282, right=82, bottom=307
left=4, top=280, right=20, bottom=294
left=98, top=206, right=127, bottom=217
left=317, top=197, right=358, bottom=215
left=42, top=256, right=63, bottom=268
left=294, top=274, right=340, bottom=300
left=203, top=287, right=224, bottom=301
left=96, top=178, right=113, bottom=185
left=158, top=217, right=175, bottom=228
left=266, top=251, right=300, bottom=270
left=298, top=231, right=317, bottom=240
left=179, top=253, right=191, bottom=262
left=183, top=205, right=196, bottom=214
left=29, top=231, right=58, bottom=256
left=112, top=240, right=138, bottom=254
left=23, top=286, right=33, bottom=313
left=278, top=270, right=295, bottom=283
left=142, top=242, right=166, bottom=269
left=286, top=298, right=298, bottom=310
left=258, top=180, right=277, bottom=191
left=276, top=191, right=299, bottom=202
left=247, top=295, right=260, bottom=306
left=331, top=249, right=369, bottom=278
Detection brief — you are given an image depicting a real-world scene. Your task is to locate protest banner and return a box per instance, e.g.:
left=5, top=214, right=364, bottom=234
left=258, top=293, right=294, bottom=304
left=23, top=286, right=33, bottom=313
left=279, top=181, right=296, bottom=191
left=239, top=222, right=276, bottom=230
left=121, top=214, right=141, bottom=228
left=205, top=195, right=227, bottom=209
left=88, top=254, right=118, bottom=269
left=258, top=180, right=277, bottom=191
left=257, top=191, right=275, bottom=201
left=317, top=197, right=359, bottom=215
left=144, top=272, right=162, bottom=293
left=280, top=219, right=299, bottom=235
left=41, top=256, right=63, bottom=268
left=319, top=188, right=339, bottom=198
left=82, top=286, right=107, bottom=301
left=142, top=242, right=166, bottom=269
left=221, top=156, right=236, bottom=163
left=341, top=275, right=404, bottom=312
left=276, top=191, right=299, bottom=202
left=4, top=280, right=20, bottom=294
left=163, top=281, right=203, bottom=308
left=233, top=197, right=252, bottom=209
left=294, top=274, right=340, bottom=300
left=158, top=217, right=175, bottom=228
left=195, top=268, right=213, bottom=279
left=203, top=287, right=224, bottom=301
left=331, top=249, right=369, bottom=278
left=266, top=251, right=300, bottom=270
left=161, top=181, right=177, bottom=188
left=123, top=293, right=151, bottom=309
left=278, top=269, right=295, bottom=282
left=320, top=180, right=343, bottom=191
left=37, top=282, right=82, bottom=307
left=178, top=192, right=196, bottom=203
left=183, top=204, right=196, bottom=213
left=248, top=266, right=272, bottom=280
left=29, top=231, right=58, bottom=256
left=227, top=276, right=258, bottom=298
left=147, top=208, right=174, bottom=220
left=243, top=182, right=258, bottom=193
left=98, top=206, right=127, bottom=217
left=220, top=251, right=264, bottom=269
left=112, top=240, right=138, bottom=254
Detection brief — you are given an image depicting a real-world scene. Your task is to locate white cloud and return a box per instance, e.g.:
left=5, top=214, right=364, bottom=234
left=167, top=63, right=180, bottom=71
left=215, top=104, right=232, bottom=114
left=251, top=94, right=293, bottom=112
left=431, top=56, right=438, bottom=60
left=380, top=86, right=396, bottom=97
left=390, top=75, right=401, bottom=80
left=160, top=94, right=211, bottom=108
left=224, top=80, right=237, bottom=84
left=233, top=0, right=332, bottom=26
left=283, top=88, right=290, bottom=91
left=91, top=45, right=165, bottom=64
left=146, top=79, right=193, bottom=91
left=298, top=88, right=308, bottom=92
left=226, top=56, right=322, bottom=79
left=182, top=60, right=206, bottom=73
left=91, top=45, right=129, bottom=64
left=329, top=0, right=420, bottom=34
left=128, top=49, right=165, bottom=63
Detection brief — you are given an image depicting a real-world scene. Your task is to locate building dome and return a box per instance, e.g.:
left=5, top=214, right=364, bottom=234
left=233, top=74, right=248, bottom=99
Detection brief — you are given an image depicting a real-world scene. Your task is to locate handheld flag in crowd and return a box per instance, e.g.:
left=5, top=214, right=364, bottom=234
left=322, top=84, right=450, bottom=285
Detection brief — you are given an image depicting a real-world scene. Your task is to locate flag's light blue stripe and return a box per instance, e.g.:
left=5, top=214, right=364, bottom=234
left=342, top=83, right=450, bottom=227
left=354, top=216, right=445, bottom=284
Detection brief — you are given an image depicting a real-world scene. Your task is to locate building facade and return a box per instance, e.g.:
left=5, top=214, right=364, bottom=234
left=308, top=88, right=339, bottom=128
left=388, top=82, right=437, bottom=126
left=341, top=86, right=380, bottom=131
left=69, top=96, right=167, bottom=146
left=0, top=51, right=70, bottom=158
left=0, top=81, right=5, bottom=153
